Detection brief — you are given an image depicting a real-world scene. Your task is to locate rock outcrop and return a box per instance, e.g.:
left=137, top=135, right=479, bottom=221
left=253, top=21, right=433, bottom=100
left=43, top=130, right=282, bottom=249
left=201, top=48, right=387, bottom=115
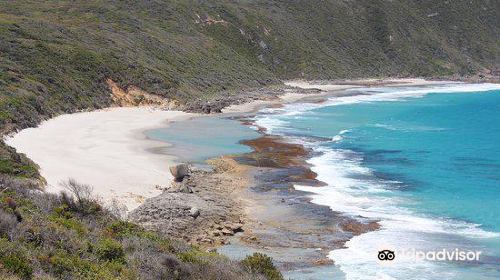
left=129, top=159, right=246, bottom=245
left=169, top=163, right=190, bottom=182
left=182, top=87, right=284, bottom=114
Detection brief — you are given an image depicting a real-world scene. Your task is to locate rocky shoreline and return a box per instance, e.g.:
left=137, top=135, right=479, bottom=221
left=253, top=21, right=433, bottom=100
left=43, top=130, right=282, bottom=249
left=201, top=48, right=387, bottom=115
left=225, top=134, right=380, bottom=267
left=129, top=122, right=380, bottom=271
left=181, top=85, right=322, bottom=114
left=129, top=157, right=249, bottom=246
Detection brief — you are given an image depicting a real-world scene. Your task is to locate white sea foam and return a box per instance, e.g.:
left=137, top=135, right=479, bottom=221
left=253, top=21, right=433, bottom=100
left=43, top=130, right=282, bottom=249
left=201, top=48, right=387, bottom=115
left=254, top=118, right=288, bottom=134
left=339, top=129, right=351, bottom=135
left=330, top=129, right=351, bottom=142
left=331, top=135, right=343, bottom=142
left=323, top=83, right=500, bottom=107
left=369, top=123, right=448, bottom=132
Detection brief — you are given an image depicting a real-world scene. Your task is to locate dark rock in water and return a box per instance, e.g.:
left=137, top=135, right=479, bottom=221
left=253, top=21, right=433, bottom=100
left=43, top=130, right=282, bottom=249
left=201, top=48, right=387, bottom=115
left=169, top=163, right=190, bottom=181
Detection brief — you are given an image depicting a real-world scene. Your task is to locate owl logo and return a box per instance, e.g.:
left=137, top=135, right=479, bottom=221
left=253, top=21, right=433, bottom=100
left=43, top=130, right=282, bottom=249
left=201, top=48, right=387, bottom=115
left=378, top=250, right=395, bottom=261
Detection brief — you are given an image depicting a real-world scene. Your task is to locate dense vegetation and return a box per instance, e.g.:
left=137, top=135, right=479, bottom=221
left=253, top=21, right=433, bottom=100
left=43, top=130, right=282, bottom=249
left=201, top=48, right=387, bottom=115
left=0, top=178, right=283, bottom=279
left=1, top=0, right=499, bottom=134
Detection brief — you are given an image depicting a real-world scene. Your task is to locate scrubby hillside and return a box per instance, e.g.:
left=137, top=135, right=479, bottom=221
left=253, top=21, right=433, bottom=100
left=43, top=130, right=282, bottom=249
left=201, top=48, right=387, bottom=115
left=1, top=0, right=499, bottom=134
left=201, top=0, right=499, bottom=79
left=0, top=178, right=284, bottom=280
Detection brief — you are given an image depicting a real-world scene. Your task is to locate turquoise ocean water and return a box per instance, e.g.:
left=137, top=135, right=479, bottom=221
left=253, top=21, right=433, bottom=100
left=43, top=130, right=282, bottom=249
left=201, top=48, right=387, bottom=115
left=254, top=84, right=500, bottom=279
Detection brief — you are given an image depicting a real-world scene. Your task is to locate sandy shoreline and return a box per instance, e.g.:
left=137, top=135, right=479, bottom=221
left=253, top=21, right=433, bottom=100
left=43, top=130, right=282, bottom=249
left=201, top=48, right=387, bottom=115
left=5, top=107, right=195, bottom=211
left=285, top=77, right=461, bottom=89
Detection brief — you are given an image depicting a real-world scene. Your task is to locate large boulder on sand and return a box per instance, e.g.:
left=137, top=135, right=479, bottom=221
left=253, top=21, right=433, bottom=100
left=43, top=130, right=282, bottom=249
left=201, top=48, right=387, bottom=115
left=169, top=163, right=190, bottom=181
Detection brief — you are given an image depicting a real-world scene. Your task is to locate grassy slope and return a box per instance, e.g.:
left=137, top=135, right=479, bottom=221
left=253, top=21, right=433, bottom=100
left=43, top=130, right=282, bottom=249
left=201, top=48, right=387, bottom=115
left=200, top=0, right=499, bottom=79
left=0, top=0, right=277, bottom=131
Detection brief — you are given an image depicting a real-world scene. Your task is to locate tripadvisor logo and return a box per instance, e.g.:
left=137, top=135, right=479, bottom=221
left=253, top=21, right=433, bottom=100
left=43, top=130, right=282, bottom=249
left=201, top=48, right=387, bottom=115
left=377, top=244, right=397, bottom=266
left=376, top=244, right=481, bottom=267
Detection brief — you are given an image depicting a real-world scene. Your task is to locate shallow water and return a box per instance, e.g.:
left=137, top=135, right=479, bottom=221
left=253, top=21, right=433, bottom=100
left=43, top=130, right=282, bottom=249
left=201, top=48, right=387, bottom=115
left=254, top=84, right=500, bottom=279
left=145, top=115, right=260, bottom=166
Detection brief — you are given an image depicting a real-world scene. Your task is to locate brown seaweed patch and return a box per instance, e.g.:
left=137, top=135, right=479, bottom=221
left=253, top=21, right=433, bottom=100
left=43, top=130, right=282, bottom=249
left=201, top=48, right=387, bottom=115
left=340, top=220, right=380, bottom=235
left=240, top=136, right=311, bottom=168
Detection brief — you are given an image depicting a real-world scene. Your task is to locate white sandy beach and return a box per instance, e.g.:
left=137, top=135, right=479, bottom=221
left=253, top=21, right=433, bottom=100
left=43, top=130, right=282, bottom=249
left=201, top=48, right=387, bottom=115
left=5, top=107, right=194, bottom=211
left=284, top=81, right=360, bottom=91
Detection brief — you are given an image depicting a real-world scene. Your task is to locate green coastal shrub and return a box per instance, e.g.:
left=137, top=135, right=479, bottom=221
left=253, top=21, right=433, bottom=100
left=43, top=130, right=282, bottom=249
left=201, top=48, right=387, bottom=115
left=105, top=221, right=143, bottom=238
left=95, top=238, right=126, bottom=264
left=48, top=215, right=86, bottom=235
left=242, top=253, right=283, bottom=280
left=39, top=251, right=75, bottom=276
left=0, top=143, right=40, bottom=179
left=38, top=250, right=129, bottom=279
left=0, top=253, right=33, bottom=279
left=53, top=205, right=73, bottom=219
left=0, top=240, right=33, bottom=279
left=177, top=248, right=219, bottom=264
left=0, top=177, right=286, bottom=279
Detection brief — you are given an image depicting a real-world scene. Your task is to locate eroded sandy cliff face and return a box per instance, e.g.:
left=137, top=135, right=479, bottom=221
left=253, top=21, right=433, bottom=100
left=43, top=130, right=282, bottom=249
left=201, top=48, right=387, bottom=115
left=106, top=79, right=178, bottom=109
